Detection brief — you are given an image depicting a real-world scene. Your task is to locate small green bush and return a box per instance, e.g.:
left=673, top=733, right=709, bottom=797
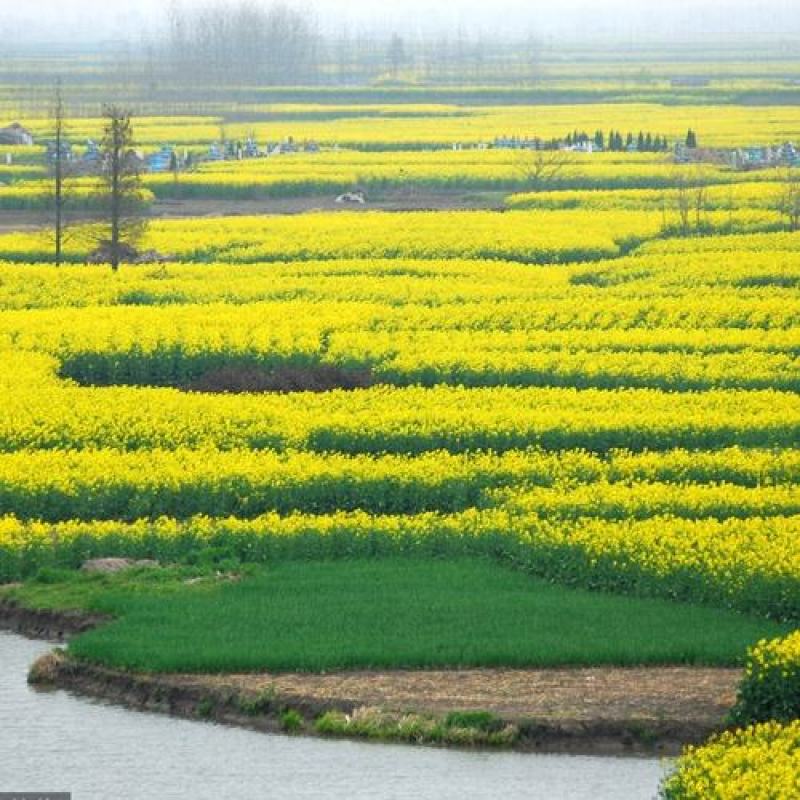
left=280, top=708, right=303, bottom=732
left=237, top=686, right=278, bottom=716
left=445, top=710, right=501, bottom=732
left=195, top=697, right=214, bottom=718
left=33, top=567, right=76, bottom=584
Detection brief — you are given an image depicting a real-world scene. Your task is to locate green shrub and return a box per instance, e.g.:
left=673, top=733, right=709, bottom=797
left=280, top=708, right=303, bottom=732
left=237, top=686, right=278, bottom=716
left=195, top=697, right=214, bottom=718
left=444, top=710, right=501, bottom=732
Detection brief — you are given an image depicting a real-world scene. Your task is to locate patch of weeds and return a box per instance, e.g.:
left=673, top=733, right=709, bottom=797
left=116, top=289, right=187, bottom=306
left=626, top=723, right=659, bottom=747
left=315, top=706, right=519, bottom=747
left=315, top=709, right=347, bottom=735
left=237, top=685, right=278, bottom=716
left=280, top=708, right=303, bottom=732
left=444, top=710, right=518, bottom=746
left=444, top=710, right=501, bottom=732
left=32, top=567, right=77, bottom=585
left=195, top=697, right=214, bottom=719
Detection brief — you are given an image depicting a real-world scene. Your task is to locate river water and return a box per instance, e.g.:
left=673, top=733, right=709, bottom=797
left=1, top=632, right=667, bottom=799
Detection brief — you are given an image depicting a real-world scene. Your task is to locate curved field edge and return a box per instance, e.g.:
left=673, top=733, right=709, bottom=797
left=22, top=646, right=738, bottom=756
left=2, top=512, right=798, bottom=620
left=7, top=560, right=789, bottom=672
left=0, top=558, right=769, bottom=755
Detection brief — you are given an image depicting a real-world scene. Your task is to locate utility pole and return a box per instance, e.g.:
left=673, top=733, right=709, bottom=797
left=52, top=81, right=67, bottom=266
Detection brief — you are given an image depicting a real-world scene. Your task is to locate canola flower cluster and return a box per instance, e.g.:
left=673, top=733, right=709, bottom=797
left=661, top=721, right=800, bottom=800
left=729, top=631, right=800, bottom=725
left=141, top=153, right=744, bottom=199
left=0, top=209, right=669, bottom=264
left=506, top=180, right=790, bottom=213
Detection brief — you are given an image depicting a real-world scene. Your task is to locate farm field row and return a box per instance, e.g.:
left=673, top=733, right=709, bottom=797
left=0, top=147, right=795, bottom=211
left=0, top=209, right=781, bottom=264
left=8, top=103, right=800, bottom=148
left=0, top=164, right=747, bottom=208
left=11, top=560, right=790, bottom=673
left=0, top=215, right=798, bottom=630
left=0, top=446, right=797, bottom=522
left=0, top=248, right=799, bottom=304
left=1, top=373, right=797, bottom=452
left=3, top=508, right=798, bottom=619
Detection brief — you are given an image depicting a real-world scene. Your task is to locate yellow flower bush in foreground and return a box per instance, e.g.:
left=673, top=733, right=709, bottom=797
left=730, top=631, right=800, bottom=724
left=661, top=721, right=800, bottom=800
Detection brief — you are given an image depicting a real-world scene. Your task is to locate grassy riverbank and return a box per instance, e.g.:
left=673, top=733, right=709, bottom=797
left=3, top=559, right=788, bottom=673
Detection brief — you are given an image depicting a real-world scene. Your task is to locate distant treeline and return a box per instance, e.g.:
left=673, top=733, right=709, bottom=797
left=583, top=130, right=671, bottom=152
left=532, top=131, right=671, bottom=152
left=166, top=2, right=319, bottom=84
left=4, top=2, right=800, bottom=97
left=161, top=1, right=542, bottom=86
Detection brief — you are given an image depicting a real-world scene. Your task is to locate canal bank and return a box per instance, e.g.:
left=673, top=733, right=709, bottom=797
left=1, top=597, right=736, bottom=757
left=1, top=630, right=669, bottom=800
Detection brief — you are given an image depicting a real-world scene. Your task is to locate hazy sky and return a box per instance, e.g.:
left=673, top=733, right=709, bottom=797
left=2, top=0, right=799, bottom=42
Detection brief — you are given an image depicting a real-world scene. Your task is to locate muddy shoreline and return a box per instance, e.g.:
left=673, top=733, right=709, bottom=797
left=0, top=596, right=108, bottom=641
left=1, top=598, right=736, bottom=756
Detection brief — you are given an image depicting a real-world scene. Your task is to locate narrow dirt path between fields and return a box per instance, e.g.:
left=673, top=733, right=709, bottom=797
left=0, top=191, right=507, bottom=235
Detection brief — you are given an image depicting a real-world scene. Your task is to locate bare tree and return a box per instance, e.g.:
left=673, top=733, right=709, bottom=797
left=776, top=167, right=800, bottom=231
left=673, top=175, right=692, bottom=236
left=670, top=168, right=709, bottom=237
left=693, top=179, right=709, bottom=232
left=94, top=106, right=147, bottom=272
left=514, top=148, right=572, bottom=192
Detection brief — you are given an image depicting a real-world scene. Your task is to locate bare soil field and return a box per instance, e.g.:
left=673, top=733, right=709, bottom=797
left=0, top=190, right=507, bottom=236
left=206, top=664, right=739, bottom=728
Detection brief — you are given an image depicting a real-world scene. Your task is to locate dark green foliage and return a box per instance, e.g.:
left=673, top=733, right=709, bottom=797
left=280, top=709, right=304, bottom=732
left=444, top=710, right=503, bottom=732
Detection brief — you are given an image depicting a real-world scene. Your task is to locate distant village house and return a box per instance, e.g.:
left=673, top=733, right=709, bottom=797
left=0, top=123, right=34, bottom=146
left=675, top=140, right=800, bottom=170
